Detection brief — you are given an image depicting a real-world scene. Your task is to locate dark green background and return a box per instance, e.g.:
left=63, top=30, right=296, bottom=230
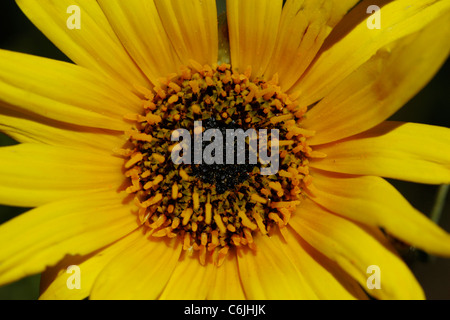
left=0, top=0, right=448, bottom=299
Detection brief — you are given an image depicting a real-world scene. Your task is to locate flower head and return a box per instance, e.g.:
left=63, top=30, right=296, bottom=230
left=0, top=0, right=449, bottom=300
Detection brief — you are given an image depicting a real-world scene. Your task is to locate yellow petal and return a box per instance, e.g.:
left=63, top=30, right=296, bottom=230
left=0, top=50, right=140, bottom=131
left=226, top=0, right=282, bottom=77
left=265, top=0, right=353, bottom=91
left=290, top=198, right=425, bottom=299
left=0, top=111, right=126, bottom=154
left=154, top=0, right=218, bottom=66
left=327, top=0, right=360, bottom=27
left=302, top=9, right=450, bottom=145
left=159, top=252, right=216, bottom=300
left=90, top=237, right=182, bottom=299
left=16, top=0, right=151, bottom=91
left=280, top=228, right=368, bottom=300
left=39, top=229, right=143, bottom=300
left=292, top=0, right=450, bottom=114
left=311, top=121, right=450, bottom=184
left=308, top=169, right=450, bottom=257
left=0, top=190, right=137, bottom=286
left=97, top=0, right=182, bottom=86
left=206, top=251, right=246, bottom=300
left=236, top=233, right=318, bottom=299
left=0, top=143, right=123, bottom=207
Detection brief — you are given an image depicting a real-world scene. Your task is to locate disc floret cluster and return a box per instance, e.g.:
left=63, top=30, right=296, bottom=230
left=120, top=62, right=325, bottom=265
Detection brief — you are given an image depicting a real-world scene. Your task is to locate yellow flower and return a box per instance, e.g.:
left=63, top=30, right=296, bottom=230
left=0, top=0, right=449, bottom=300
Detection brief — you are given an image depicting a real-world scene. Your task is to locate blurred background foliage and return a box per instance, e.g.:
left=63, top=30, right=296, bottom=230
left=0, top=0, right=448, bottom=299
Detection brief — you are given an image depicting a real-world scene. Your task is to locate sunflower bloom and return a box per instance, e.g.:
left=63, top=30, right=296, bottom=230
left=0, top=0, right=449, bottom=300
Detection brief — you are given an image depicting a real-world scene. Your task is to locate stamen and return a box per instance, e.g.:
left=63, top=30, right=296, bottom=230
left=152, top=153, right=165, bottom=164
left=181, top=208, right=194, bottom=226
left=143, top=175, right=163, bottom=190
left=270, top=201, right=301, bottom=209
left=252, top=211, right=267, bottom=235
left=171, top=217, right=180, bottom=229
left=192, top=192, right=200, bottom=211
left=238, top=210, right=257, bottom=231
left=214, top=212, right=227, bottom=234
left=217, top=246, right=229, bottom=266
left=205, top=201, right=212, bottom=225
left=251, top=194, right=268, bottom=204
left=142, top=193, right=163, bottom=208
left=125, top=152, right=143, bottom=169
left=172, top=183, right=178, bottom=199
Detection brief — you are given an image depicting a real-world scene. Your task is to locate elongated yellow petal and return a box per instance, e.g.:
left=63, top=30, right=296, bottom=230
left=0, top=190, right=137, bottom=286
left=159, top=253, right=216, bottom=300
left=39, top=229, right=143, bottom=300
left=290, top=198, right=424, bottom=300
left=301, top=9, right=450, bottom=145
left=97, top=0, right=182, bottom=86
left=236, top=233, right=318, bottom=299
left=90, top=237, right=182, bottom=299
left=292, top=0, right=450, bottom=112
left=206, top=252, right=246, bottom=300
left=227, top=0, right=282, bottom=77
left=311, top=122, right=450, bottom=184
left=154, top=0, right=218, bottom=66
left=279, top=228, right=368, bottom=300
left=0, top=50, right=140, bottom=131
left=308, top=169, right=450, bottom=257
left=16, top=0, right=151, bottom=90
left=0, top=143, right=123, bottom=207
left=0, top=111, right=126, bottom=154
left=265, top=0, right=333, bottom=90
left=328, top=0, right=360, bottom=27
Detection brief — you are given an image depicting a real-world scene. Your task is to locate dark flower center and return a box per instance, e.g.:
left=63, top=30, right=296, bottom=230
left=191, top=117, right=257, bottom=194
